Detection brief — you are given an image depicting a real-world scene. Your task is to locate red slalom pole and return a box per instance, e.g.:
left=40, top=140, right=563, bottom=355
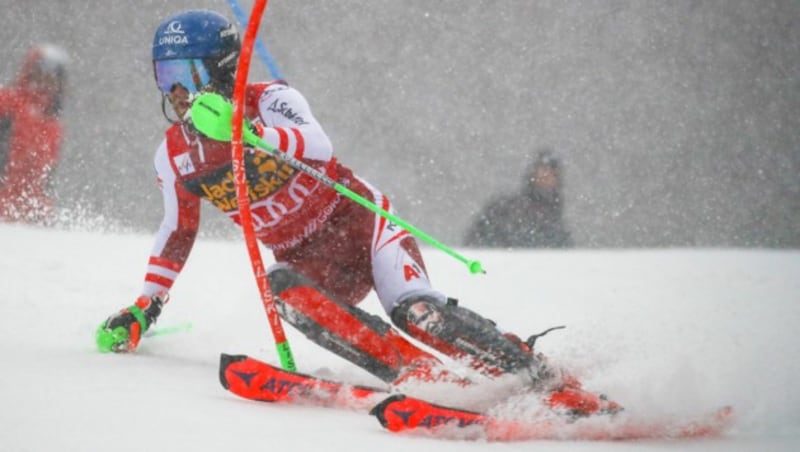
left=230, top=0, right=296, bottom=371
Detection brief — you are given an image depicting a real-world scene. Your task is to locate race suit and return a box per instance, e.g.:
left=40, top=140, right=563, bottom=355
left=142, top=81, right=441, bottom=314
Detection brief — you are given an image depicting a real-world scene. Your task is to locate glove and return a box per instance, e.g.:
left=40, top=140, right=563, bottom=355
left=189, top=92, right=262, bottom=143
left=96, top=293, right=167, bottom=353
left=189, top=92, right=233, bottom=141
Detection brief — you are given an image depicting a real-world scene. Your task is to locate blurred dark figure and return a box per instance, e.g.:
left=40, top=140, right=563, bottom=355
left=465, top=150, right=573, bottom=248
left=0, top=44, right=68, bottom=224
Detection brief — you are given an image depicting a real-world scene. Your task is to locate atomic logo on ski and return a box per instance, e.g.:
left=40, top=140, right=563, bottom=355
left=417, top=413, right=486, bottom=428
left=259, top=376, right=335, bottom=398
left=388, top=409, right=414, bottom=425
left=219, top=353, right=388, bottom=408
left=231, top=370, right=257, bottom=386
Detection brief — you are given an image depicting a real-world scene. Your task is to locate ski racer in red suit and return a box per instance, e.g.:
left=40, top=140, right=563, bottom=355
left=96, top=9, right=619, bottom=417
left=0, top=44, right=68, bottom=223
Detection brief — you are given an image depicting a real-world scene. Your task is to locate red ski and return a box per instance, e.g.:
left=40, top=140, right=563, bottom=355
left=219, top=353, right=388, bottom=411
left=370, top=394, right=734, bottom=441
left=220, top=354, right=734, bottom=441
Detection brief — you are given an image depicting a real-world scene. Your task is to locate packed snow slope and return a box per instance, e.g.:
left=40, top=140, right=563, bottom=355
left=1, top=223, right=798, bottom=451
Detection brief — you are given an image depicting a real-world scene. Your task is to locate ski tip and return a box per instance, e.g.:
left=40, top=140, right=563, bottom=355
left=219, top=353, right=250, bottom=390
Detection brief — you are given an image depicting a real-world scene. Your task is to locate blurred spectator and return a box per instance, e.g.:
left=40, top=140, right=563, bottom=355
left=0, top=44, right=68, bottom=224
left=464, top=149, right=573, bottom=248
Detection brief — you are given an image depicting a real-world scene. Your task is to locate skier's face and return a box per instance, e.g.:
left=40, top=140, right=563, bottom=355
left=167, top=84, right=192, bottom=119
left=154, top=58, right=212, bottom=120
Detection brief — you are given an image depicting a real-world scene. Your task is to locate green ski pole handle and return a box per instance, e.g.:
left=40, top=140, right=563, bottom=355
left=190, top=92, right=485, bottom=275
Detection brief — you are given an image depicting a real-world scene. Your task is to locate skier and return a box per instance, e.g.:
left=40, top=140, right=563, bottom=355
left=0, top=44, right=68, bottom=224
left=96, top=9, right=617, bottom=417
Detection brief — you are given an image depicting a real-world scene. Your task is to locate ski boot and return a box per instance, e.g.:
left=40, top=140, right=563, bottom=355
left=96, top=293, right=167, bottom=353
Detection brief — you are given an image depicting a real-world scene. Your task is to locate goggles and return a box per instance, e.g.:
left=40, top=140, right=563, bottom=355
left=154, top=58, right=211, bottom=95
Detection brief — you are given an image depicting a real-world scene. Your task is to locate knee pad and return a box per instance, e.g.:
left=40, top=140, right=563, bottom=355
left=268, top=264, right=314, bottom=295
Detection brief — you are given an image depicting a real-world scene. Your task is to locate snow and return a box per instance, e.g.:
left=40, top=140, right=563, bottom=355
left=1, top=223, right=798, bottom=451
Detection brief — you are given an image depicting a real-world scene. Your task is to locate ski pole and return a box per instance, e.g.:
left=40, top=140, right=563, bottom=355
left=230, top=0, right=296, bottom=371
left=145, top=322, right=193, bottom=338
left=190, top=92, right=486, bottom=275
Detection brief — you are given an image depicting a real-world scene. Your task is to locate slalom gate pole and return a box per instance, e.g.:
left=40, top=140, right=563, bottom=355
left=224, top=0, right=283, bottom=80
left=191, top=93, right=486, bottom=275
left=231, top=0, right=296, bottom=371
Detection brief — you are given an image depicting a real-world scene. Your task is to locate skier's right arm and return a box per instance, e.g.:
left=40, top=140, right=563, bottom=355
left=141, top=139, right=200, bottom=298
left=96, top=140, right=200, bottom=353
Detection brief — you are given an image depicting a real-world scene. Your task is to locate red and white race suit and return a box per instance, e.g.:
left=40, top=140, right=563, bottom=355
left=143, top=81, right=442, bottom=313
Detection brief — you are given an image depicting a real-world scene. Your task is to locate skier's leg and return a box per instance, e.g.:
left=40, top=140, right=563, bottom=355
left=363, top=190, right=622, bottom=414
left=268, top=264, right=446, bottom=383
left=364, top=194, right=549, bottom=386
left=389, top=294, right=546, bottom=380
left=375, top=260, right=621, bottom=415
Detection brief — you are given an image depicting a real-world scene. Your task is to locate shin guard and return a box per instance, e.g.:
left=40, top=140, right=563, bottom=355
left=269, top=267, right=439, bottom=383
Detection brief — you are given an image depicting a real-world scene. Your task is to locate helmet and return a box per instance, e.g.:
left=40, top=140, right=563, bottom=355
left=533, top=149, right=560, bottom=171
left=152, top=10, right=240, bottom=108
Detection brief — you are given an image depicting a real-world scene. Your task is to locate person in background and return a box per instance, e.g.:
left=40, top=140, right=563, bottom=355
left=0, top=44, right=68, bottom=224
left=465, top=149, right=573, bottom=248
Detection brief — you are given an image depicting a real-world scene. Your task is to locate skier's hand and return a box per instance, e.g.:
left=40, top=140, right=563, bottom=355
left=96, top=294, right=167, bottom=353
left=190, top=92, right=233, bottom=141
left=189, top=92, right=260, bottom=144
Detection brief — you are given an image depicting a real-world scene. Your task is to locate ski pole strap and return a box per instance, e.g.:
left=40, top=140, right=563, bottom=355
left=128, top=305, right=149, bottom=331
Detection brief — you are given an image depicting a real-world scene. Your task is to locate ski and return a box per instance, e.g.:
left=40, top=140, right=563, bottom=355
left=219, top=353, right=389, bottom=411
left=220, top=354, right=734, bottom=441
left=370, top=394, right=734, bottom=441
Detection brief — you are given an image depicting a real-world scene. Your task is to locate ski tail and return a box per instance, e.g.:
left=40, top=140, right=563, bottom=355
left=370, top=393, right=735, bottom=441
left=219, top=353, right=387, bottom=410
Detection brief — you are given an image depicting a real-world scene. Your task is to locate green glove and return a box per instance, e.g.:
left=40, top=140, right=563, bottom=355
left=96, top=294, right=165, bottom=353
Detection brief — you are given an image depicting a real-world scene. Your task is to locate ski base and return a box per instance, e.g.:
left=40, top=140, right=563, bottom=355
left=370, top=394, right=734, bottom=441
left=219, top=353, right=388, bottom=411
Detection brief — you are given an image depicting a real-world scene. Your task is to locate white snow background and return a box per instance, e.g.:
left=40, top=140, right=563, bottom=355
left=1, top=223, right=798, bottom=451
